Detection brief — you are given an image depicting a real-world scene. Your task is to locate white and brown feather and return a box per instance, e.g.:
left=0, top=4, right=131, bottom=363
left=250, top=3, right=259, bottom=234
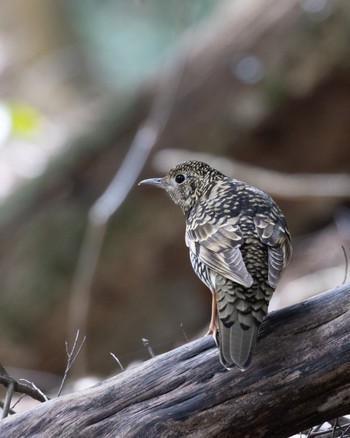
left=140, top=160, right=292, bottom=370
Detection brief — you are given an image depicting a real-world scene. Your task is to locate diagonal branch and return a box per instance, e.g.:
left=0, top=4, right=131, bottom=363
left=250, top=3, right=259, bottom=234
left=154, top=149, right=350, bottom=200
left=0, top=363, right=47, bottom=409
left=1, top=283, right=350, bottom=437
left=65, top=40, right=190, bottom=356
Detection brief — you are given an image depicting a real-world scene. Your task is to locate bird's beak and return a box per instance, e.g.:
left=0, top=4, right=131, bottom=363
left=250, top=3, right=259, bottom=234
left=138, top=177, right=165, bottom=188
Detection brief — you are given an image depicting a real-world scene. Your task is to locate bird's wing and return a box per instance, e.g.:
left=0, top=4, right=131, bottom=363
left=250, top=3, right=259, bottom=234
left=254, top=213, right=292, bottom=288
left=186, top=218, right=253, bottom=288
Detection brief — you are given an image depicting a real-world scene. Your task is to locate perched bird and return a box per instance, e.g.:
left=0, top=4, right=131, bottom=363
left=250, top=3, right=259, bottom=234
left=139, top=160, right=292, bottom=370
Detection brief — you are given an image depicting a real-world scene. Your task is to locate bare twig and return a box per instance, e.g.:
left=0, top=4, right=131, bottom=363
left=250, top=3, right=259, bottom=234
left=66, top=222, right=106, bottom=374
left=0, top=362, right=47, bottom=408
left=18, top=380, right=48, bottom=404
left=307, top=423, right=323, bottom=437
left=340, top=422, right=350, bottom=437
left=180, top=323, right=189, bottom=342
left=309, top=428, right=332, bottom=437
left=57, top=330, right=86, bottom=397
left=1, top=380, right=14, bottom=419
left=0, top=363, right=9, bottom=378
left=11, top=393, right=25, bottom=411
left=1, top=380, right=46, bottom=419
left=305, top=417, right=350, bottom=438
left=0, top=377, right=47, bottom=404
left=331, top=418, right=338, bottom=437
left=0, top=400, right=16, bottom=416
left=142, top=338, right=155, bottom=358
left=341, top=246, right=348, bottom=284
left=110, top=353, right=125, bottom=372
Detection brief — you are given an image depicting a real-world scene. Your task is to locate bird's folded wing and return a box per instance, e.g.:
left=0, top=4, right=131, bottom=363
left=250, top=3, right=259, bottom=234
left=186, top=218, right=253, bottom=288
left=254, top=213, right=292, bottom=288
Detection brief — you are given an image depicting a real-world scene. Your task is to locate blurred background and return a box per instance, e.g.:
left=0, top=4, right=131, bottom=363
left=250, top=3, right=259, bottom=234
left=0, top=0, right=349, bottom=406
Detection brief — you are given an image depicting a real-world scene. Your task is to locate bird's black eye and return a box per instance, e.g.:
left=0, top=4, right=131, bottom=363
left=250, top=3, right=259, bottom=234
left=175, top=174, right=185, bottom=184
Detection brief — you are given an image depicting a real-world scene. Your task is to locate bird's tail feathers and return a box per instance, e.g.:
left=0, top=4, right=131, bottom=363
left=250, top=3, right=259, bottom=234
left=217, top=318, right=258, bottom=371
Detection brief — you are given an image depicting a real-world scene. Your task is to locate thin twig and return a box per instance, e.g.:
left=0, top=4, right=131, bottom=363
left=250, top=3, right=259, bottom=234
left=1, top=380, right=14, bottom=419
left=0, top=363, right=9, bottom=377
left=57, top=330, right=86, bottom=397
left=341, top=246, right=348, bottom=284
left=310, top=430, right=333, bottom=437
left=331, top=418, right=339, bottom=438
left=110, top=353, right=125, bottom=371
left=11, top=393, right=25, bottom=411
left=0, top=400, right=16, bottom=416
left=305, top=418, right=350, bottom=438
left=0, top=376, right=47, bottom=403
left=307, top=423, right=323, bottom=437
left=67, top=221, right=107, bottom=349
left=18, top=379, right=48, bottom=404
left=0, top=363, right=47, bottom=404
left=142, top=338, right=155, bottom=358
left=340, top=422, right=350, bottom=437
left=181, top=323, right=189, bottom=342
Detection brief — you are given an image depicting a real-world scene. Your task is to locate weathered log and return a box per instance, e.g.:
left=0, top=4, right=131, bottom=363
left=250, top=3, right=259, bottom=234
left=1, top=283, right=350, bottom=437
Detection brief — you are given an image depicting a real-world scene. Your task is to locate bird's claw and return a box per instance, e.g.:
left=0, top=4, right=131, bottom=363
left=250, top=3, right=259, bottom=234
left=206, top=323, right=219, bottom=346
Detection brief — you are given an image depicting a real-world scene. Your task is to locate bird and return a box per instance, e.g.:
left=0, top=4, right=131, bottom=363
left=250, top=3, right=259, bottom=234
left=139, top=160, right=292, bottom=370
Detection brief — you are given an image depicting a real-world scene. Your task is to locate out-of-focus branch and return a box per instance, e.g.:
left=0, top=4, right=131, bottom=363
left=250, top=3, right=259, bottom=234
left=66, top=49, right=190, bottom=365
left=154, top=149, right=350, bottom=199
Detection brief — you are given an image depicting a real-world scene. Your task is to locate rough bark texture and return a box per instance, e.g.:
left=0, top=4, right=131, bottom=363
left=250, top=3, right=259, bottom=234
left=1, top=283, right=350, bottom=438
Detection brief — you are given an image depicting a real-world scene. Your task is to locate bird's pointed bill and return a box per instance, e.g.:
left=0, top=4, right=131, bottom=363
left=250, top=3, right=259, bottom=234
left=138, top=177, right=165, bottom=188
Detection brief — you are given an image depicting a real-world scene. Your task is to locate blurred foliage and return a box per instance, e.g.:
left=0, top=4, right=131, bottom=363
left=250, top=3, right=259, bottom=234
left=63, top=0, right=224, bottom=89
left=0, top=201, right=87, bottom=342
left=1, top=101, right=42, bottom=139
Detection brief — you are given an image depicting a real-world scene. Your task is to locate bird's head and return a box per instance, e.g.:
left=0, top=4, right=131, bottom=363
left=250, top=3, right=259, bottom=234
left=139, top=160, right=224, bottom=213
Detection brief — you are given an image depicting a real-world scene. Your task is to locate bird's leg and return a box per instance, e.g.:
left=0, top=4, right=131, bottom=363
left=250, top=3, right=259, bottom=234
left=206, top=291, right=218, bottom=336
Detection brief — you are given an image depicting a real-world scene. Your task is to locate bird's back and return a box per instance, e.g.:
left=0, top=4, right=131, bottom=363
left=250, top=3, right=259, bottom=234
left=186, top=177, right=289, bottom=369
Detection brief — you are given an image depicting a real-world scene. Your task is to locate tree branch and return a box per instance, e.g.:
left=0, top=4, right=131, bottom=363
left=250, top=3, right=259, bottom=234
left=154, top=149, right=350, bottom=200
left=1, top=283, right=350, bottom=437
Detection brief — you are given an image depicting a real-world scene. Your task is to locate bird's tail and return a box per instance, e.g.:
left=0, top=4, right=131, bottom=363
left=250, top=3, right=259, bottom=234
left=216, top=317, right=259, bottom=371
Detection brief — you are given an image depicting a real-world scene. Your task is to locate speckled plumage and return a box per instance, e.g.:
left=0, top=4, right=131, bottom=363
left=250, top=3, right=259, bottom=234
left=139, top=160, right=292, bottom=370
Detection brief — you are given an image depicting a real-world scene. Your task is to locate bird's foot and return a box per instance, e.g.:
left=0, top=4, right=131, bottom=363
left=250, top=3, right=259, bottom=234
left=206, top=322, right=217, bottom=335
left=206, top=323, right=219, bottom=346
